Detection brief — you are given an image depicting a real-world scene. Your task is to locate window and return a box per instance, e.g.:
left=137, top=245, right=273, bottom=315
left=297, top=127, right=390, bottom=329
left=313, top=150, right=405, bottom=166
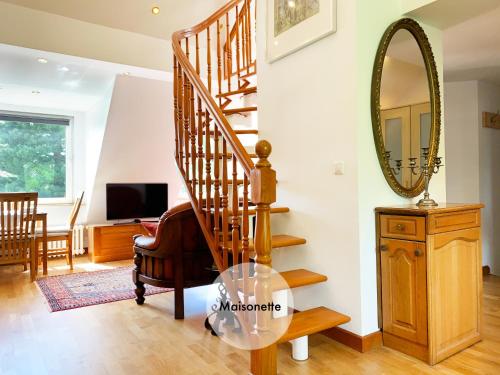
left=0, top=112, right=72, bottom=202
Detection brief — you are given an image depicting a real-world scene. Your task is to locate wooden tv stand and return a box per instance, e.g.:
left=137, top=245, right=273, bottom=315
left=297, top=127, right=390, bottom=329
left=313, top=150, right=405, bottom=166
left=88, top=223, right=149, bottom=263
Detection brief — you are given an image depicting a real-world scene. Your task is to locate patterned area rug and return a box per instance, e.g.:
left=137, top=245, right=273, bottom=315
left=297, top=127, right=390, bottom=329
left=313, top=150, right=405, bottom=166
left=36, top=266, right=172, bottom=312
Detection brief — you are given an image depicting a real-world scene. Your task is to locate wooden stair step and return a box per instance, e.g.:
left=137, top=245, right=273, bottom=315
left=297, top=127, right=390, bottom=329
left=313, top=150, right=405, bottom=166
left=229, top=206, right=289, bottom=217
left=208, top=206, right=289, bottom=216
left=217, top=86, right=257, bottom=98
left=238, top=269, right=327, bottom=294
left=277, top=307, right=351, bottom=343
left=229, top=63, right=256, bottom=78
left=223, top=106, right=257, bottom=116
left=192, top=179, right=245, bottom=185
left=203, top=129, right=258, bottom=136
left=239, top=70, right=257, bottom=79
left=185, top=152, right=258, bottom=160
left=221, top=234, right=306, bottom=253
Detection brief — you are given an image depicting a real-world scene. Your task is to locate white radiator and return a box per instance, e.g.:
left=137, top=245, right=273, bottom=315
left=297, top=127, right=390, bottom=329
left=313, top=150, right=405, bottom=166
left=47, top=225, right=86, bottom=255
left=73, top=225, right=85, bottom=255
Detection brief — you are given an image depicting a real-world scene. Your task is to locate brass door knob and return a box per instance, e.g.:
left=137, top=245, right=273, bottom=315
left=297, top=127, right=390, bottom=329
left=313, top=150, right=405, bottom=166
left=395, top=223, right=405, bottom=231
left=380, top=245, right=388, bottom=252
left=414, top=249, right=422, bottom=257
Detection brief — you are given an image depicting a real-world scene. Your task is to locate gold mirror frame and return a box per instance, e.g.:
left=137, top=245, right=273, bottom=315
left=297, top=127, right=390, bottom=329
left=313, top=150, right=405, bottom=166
left=371, top=18, right=441, bottom=198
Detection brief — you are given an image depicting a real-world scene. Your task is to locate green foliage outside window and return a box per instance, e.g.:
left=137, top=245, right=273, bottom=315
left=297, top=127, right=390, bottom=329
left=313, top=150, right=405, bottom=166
left=0, top=120, right=67, bottom=198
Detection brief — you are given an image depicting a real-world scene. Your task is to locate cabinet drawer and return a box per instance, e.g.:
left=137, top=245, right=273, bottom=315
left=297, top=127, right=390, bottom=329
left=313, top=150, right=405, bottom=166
left=428, top=210, right=480, bottom=234
left=380, top=215, right=425, bottom=241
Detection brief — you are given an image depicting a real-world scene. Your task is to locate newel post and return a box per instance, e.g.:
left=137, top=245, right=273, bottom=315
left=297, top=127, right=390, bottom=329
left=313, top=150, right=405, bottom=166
left=250, top=140, right=278, bottom=375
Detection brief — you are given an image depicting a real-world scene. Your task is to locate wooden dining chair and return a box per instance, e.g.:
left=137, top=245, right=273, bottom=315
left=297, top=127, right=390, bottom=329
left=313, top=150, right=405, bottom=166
left=0, top=192, right=38, bottom=281
left=36, top=191, right=84, bottom=271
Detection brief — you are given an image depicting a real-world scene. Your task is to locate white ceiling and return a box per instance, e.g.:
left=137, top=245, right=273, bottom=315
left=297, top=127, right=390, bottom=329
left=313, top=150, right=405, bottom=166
left=0, top=0, right=226, bottom=40
left=0, top=43, right=170, bottom=111
left=406, top=0, right=500, bottom=29
left=443, top=4, right=500, bottom=86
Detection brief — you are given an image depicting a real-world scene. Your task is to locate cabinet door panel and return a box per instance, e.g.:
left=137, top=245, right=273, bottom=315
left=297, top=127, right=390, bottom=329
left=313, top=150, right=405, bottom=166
left=428, top=228, right=482, bottom=363
left=381, top=238, right=427, bottom=345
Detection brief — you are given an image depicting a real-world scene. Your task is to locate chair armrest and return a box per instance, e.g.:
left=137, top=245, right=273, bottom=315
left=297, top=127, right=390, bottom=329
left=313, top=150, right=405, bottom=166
left=134, top=235, right=157, bottom=251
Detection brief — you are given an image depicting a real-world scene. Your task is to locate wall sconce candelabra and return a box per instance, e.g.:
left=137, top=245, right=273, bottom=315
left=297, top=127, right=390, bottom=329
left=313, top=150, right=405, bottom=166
left=409, top=148, right=444, bottom=207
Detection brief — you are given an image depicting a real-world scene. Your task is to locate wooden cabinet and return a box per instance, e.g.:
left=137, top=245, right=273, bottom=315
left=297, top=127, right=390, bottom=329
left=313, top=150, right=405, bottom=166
left=376, top=204, right=483, bottom=365
left=88, top=223, right=149, bottom=263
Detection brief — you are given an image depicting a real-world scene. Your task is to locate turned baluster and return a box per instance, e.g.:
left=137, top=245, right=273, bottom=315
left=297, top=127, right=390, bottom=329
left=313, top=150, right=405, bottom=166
left=246, top=0, right=252, bottom=73
left=226, top=12, right=232, bottom=92
left=173, top=55, right=179, bottom=161
left=196, top=96, right=203, bottom=210
left=231, top=157, right=241, bottom=269
left=177, top=61, right=184, bottom=173
left=217, top=19, right=222, bottom=107
left=242, top=174, right=250, bottom=308
left=204, top=110, right=212, bottom=230
left=250, top=140, right=277, bottom=375
left=221, top=139, right=229, bottom=270
left=183, top=71, right=191, bottom=191
left=195, top=35, right=204, bottom=209
left=241, top=3, right=247, bottom=70
left=235, top=4, right=241, bottom=88
left=207, top=26, right=212, bottom=94
left=190, top=83, right=197, bottom=201
left=183, top=39, right=191, bottom=188
left=213, top=123, right=221, bottom=257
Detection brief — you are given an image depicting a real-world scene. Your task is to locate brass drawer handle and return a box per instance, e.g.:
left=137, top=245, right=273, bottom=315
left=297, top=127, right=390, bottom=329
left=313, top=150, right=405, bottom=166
left=395, top=223, right=406, bottom=231
left=380, top=245, right=388, bottom=252
left=414, top=249, right=422, bottom=257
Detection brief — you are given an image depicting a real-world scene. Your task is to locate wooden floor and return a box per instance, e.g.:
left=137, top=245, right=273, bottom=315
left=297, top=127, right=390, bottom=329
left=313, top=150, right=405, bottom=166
left=1, top=257, right=499, bottom=375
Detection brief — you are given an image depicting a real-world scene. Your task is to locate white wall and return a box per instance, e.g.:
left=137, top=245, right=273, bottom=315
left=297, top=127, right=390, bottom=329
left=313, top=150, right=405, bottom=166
left=86, top=75, right=182, bottom=224
left=445, top=80, right=500, bottom=275
left=257, top=0, right=446, bottom=336
left=257, top=0, right=362, bottom=333
left=444, top=81, right=480, bottom=202
left=477, top=81, right=500, bottom=275
left=84, top=82, right=114, bottom=218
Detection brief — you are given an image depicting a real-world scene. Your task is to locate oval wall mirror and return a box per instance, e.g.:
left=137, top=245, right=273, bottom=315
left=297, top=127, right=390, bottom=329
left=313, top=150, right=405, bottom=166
left=371, top=18, right=441, bottom=198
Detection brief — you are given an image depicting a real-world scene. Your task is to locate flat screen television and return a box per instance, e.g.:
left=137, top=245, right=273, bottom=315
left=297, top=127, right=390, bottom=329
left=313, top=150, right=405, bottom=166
left=106, top=183, right=168, bottom=221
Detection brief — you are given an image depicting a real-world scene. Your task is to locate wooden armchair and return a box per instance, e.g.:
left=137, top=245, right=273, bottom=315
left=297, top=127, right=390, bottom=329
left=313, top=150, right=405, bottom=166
left=132, top=202, right=214, bottom=319
left=0, top=192, right=38, bottom=281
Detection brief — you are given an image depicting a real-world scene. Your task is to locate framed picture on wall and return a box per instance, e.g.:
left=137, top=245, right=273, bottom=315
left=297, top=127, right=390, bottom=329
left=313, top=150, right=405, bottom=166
left=267, top=0, right=337, bottom=62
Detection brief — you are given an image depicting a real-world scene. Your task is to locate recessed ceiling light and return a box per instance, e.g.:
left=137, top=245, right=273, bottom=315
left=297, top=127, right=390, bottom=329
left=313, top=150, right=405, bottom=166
left=152, top=6, right=160, bottom=15
left=37, top=58, right=48, bottom=64
left=32, top=90, right=40, bottom=94
left=59, top=66, right=70, bottom=72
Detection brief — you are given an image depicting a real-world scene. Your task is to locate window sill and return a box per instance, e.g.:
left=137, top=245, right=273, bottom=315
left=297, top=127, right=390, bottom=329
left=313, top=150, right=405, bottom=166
left=39, top=201, right=86, bottom=207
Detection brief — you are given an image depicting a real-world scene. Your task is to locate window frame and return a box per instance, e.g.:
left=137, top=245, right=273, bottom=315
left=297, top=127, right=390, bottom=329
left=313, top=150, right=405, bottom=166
left=0, top=110, right=74, bottom=204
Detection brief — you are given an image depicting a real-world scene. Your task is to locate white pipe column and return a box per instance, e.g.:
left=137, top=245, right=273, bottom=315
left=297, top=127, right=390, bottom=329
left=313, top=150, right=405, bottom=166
left=272, top=289, right=309, bottom=361
left=290, top=336, right=308, bottom=361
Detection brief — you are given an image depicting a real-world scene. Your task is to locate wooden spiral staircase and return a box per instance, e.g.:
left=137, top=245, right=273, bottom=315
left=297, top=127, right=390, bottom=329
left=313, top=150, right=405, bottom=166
left=172, top=1, right=350, bottom=373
